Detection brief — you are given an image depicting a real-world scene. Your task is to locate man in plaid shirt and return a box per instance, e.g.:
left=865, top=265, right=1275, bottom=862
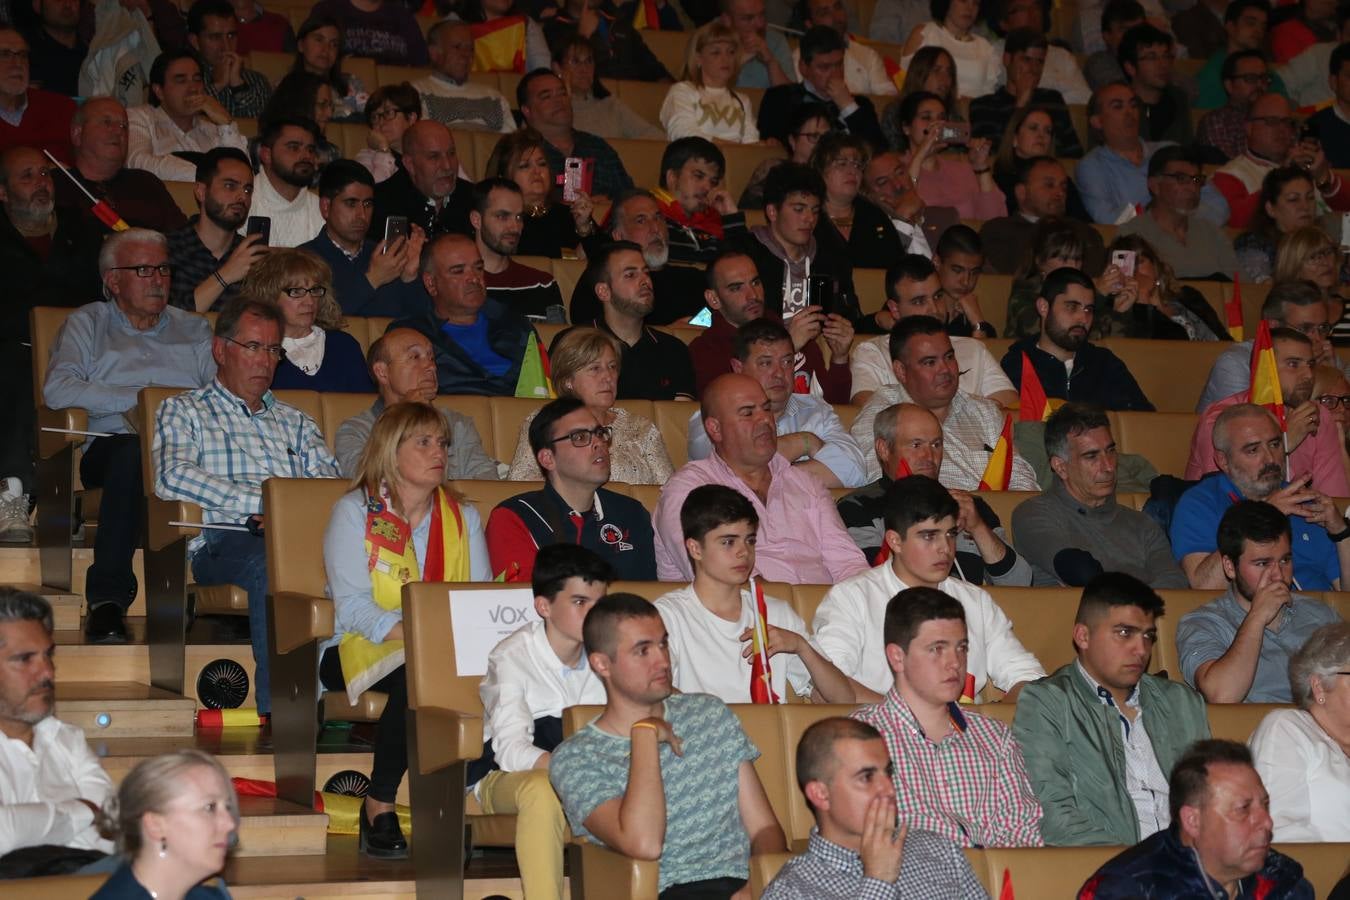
left=152, top=297, right=339, bottom=715
left=852, top=587, right=1045, bottom=848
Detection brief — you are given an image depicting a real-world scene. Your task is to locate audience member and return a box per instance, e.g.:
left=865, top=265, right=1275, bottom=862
left=880, top=46, right=960, bottom=150
left=1276, top=229, right=1341, bottom=317
left=969, top=29, right=1084, bottom=159
left=549, top=594, right=787, bottom=896
left=471, top=178, right=565, bottom=323
left=928, top=225, right=996, bottom=338
left=796, top=0, right=897, bottom=96
left=484, top=127, right=594, bottom=259
left=334, top=328, right=498, bottom=479
left=898, top=0, right=1000, bottom=99
left=1307, top=44, right=1350, bottom=166
left=1172, top=405, right=1350, bottom=591
left=457, top=0, right=550, bottom=73
left=1003, top=218, right=1118, bottom=337
left=371, top=120, right=472, bottom=241
left=0, top=588, right=114, bottom=858
left=837, top=402, right=1032, bottom=584
left=657, top=484, right=860, bottom=703
left=517, top=69, right=633, bottom=201
left=166, top=148, right=265, bottom=313
left=552, top=37, right=664, bottom=140
left=656, top=373, right=869, bottom=583
left=356, top=83, right=421, bottom=184
left=542, top=0, right=673, bottom=83
left=1119, top=24, right=1193, bottom=145
left=982, top=157, right=1105, bottom=275
left=1178, top=499, right=1345, bottom=701
left=1196, top=50, right=1272, bottom=162
left=1249, top=622, right=1350, bottom=841
left=292, top=13, right=365, bottom=122
left=187, top=0, right=272, bottom=120
left=1235, top=167, right=1317, bottom=283
left=247, top=116, right=325, bottom=247
left=1171, top=0, right=1227, bottom=60
left=757, top=27, right=885, bottom=149
left=473, top=545, right=614, bottom=896
left=661, top=22, right=760, bottom=143
left=1197, top=2, right=1283, bottom=111
left=1097, top=233, right=1231, bottom=339
left=487, top=396, right=656, bottom=582
left=1014, top=572, right=1209, bottom=845
left=0, top=28, right=76, bottom=162
left=810, top=133, right=904, bottom=271
left=153, top=297, right=340, bottom=717
left=322, top=401, right=490, bottom=859
left=260, top=72, right=341, bottom=174
left=989, top=0, right=1090, bottom=102
left=1013, top=403, right=1187, bottom=588
left=850, top=586, right=1045, bottom=846
left=1085, top=0, right=1144, bottom=89
left=1277, top=8, right=1350, bottom=109
left=23, top=0, right=85, bottom=97
left=852, top=316, right=1040, bottom=486
left=598, top=188, right=709, bottom=324
left=654, top=137, right=747, bottom=266
left=1119, top=147, right=1242, bottom=280
left=307, top=0, right=428, bottom=65
left=507, top=327, right=673, bottom=484
left=859, top=148, right=937, bottom=257
left=721, top=0, right=794, bottom=89
left=1076, top=740, right=1314, bottom=898
left=415, top=21, right=515, bottom=135
left=688, top=319, right=866, bottom=488
left=895, top=91, right=1007, bottom=222
left=44, top=228, right=215, bottom=641
left=1272, top=0, right=1339, bottom=62
left=128, top=50, right=249, bottom=183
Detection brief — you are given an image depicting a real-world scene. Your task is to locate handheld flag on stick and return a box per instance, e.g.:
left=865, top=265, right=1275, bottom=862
left=1249, top=320, right=1285, bottom=431
left=633, top=0, right=663, bottom=28
left=1018, top=352, right=1051, bottom=422
left=977, top=414, right=1015, bottom=491
left=748, top=576, right=779, bottom=704
left=43, top=149, right=129, bottom=232
left=999, top=867, right=1015, bottom=900
left=514, top=331, right=556, bottom=399
left=1225, top=275, right=1245, bottom=341
left=959, top=673, right=976, bottom=704
left=872, top=456, right=915, bottom=565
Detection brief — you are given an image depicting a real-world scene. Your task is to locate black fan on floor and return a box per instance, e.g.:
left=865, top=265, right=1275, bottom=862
left=196, top=659, right=250, bottom=709
left=323, top=770, right=370, bottom=797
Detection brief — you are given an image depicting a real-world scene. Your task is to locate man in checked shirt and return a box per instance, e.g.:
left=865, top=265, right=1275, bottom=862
left=152, top=297, right=339, bottom=716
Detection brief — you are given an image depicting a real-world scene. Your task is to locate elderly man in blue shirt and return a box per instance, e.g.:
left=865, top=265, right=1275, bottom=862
left=43, top=228, right=216, bottom=643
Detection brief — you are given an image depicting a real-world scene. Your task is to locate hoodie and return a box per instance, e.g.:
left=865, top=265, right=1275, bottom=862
left=746, top=223, right=857, bottom=324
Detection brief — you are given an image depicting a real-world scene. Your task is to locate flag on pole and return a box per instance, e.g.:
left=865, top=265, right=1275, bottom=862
left=1226, top=275, right=1245, bottom=341
left=882, top=54, right=905, bottom=92
left=748, top=576, right=779, bottom=704
left=977, top=414, right=1015, bottom=491
left=871, top=456, right=915, bottom=566
left=959, top=673, right=976, bottom=704
left=468, top=16, right=528, bottom=73
left=1249, top=320, right=1285, bottom=430
left=999, top=867, right=1015, bottom=900
left=632, top=0, right=662, bottom=29
left=43, top=149, right=129, bottom=232
left=1018, top=352, right=1053, bottom=422
left=514, top=331, right=556, bottom=398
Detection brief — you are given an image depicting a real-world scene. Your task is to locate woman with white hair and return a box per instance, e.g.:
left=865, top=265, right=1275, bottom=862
left=90, top=749, right=238, bottom=898
left=1249, top=621, right=1350, bottom=841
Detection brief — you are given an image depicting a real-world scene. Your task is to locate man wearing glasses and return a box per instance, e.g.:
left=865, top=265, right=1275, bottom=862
left=153, top=296, right=339, bottom=715
left=1119, top=146, right=1240, bottom=279
left=1305, top=43, right=1350, bottom=167
left=43, top=228, right=215, bottom=642
left=1193, top=0, right=1285, bottom=111
left=0, top=28, right=76, bottom=162
left=485, top=396, right=655, bottom=582
left=1196, top=49, right=1276, bottom=161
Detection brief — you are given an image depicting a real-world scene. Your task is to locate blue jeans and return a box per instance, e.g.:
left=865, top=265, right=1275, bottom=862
left=191, top=529, right=270, bottom=716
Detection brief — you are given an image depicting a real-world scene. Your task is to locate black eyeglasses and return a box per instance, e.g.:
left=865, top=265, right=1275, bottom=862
left=1317, top=395, right=1350, bottom=409
left=221, top=335, right=286, bottom=360
left=108, top=264, right=172, bottom=277
left=549, top=425, right=613, bottom=447
left=1157, top=173, right=1205, bottom=187
left=281, top=285, right=327, bottom=298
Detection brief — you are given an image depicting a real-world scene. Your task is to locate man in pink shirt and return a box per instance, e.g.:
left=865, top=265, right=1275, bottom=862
left=653, top=373, right=869, bottom=583
left=1186, top=327, right=1350, bottom=496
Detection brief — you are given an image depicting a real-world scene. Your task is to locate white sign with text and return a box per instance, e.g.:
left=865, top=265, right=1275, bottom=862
left=451, top=587, right=541, bottom=677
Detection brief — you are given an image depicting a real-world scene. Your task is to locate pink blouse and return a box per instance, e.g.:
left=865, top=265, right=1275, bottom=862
left=915, top=155, right=1007, bottom=220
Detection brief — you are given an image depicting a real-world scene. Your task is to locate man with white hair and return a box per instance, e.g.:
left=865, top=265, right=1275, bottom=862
left=43, top=228, right=215, bottom=642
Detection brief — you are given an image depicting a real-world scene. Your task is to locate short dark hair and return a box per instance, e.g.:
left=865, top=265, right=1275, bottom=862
left=582, top=592, right=661, bottom=657
left=1225, top=0, right=1270, bottom=25
left=471, top=176, right=522, bottom=217
left=1118, top=23, right=1173, bottom=71
left=317, top=158, right=374, bottom=200
left=1101, top=0, right=1145, bottom=34
left=214, top=295, right=283, bottom=339
left=680, top=484, right=758, bottom=545
left=585, top=240, right=644, bottom=291
left=705, top=248, right=756, bottom=290
left=898, top=90, right=947, bottom=128
left=532, top=544, right=614, bottom=602
left=1217, top=500, right=1291, bottom=563
left=661, top=136, right=726, bottom=185
left=516, top=67, right=561, bottom=111
left=187, top=0, right=235, bottom=34
left=882, top=475, right=958, bottom=537
left=1004, top=26, right=1048, bottom=56
left=1262, top=278, right=1325, bottom=320
left=762, top=162, right=826, bottom=209
left=1168, top=739, right=1255, bottom=824
left=734, top=318, right=793, bottom=362
left=888, top=314, right=947, bottom=362
left=934, top=223, right=981, bottom=259
left=149, top=49, right=201, bottom=105
left=884, top=255, right=937, bottom=304
left=1269, top=325, right=1313, bottom=349
left=1221, top=48, right=1267, bottom=82
left=528, top=396, right=588, bottom=460
left=1044, top=402, right=1111, bottom=461
left=928, top=0, right=955, bottom=22
left=883, top=586, right=966, bottom=652
left=258, top=114, right=320, bottom=150
left=796, top=717, right=884, bottom=814
left=1331, top=41, right=1350, bottom=78
left=1076, top=571, right=1165, bottom=625
left=798, top=24, right=846, bottom=63
left=1147, top=144, right=1198, bottom=177
left=1013, top=153, right=1062, bottom=187
left=1039, top=266, right=1095, bottom=308
left=195, top=147, right=251, bottom=185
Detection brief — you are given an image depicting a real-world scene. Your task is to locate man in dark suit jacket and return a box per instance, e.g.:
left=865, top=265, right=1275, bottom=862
left=756, top=26, right=884, bottom=150
left=979, top=157, right=1107, bottom=278
left=371, top=120, right=473, bottom=242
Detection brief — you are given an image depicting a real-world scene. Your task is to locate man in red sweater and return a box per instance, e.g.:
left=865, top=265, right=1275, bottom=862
left=0, top=28, right=75, bottom=163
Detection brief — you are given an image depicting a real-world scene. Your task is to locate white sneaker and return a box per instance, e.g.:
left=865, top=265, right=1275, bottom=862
left=0, top=477, right=34, bottom=543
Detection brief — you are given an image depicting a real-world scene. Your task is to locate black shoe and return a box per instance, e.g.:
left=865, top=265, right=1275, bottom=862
left=84, top=602, right=128, bottom=644
left=359, top=806, right=409, bottom=859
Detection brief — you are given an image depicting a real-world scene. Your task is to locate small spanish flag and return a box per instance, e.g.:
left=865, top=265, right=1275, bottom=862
left=632, top=0, right=662, bottom=29
left=999, top=867, right=1015, bottom=900
left=514, top=331, right=556, bottom=398
left=469, top=16, right=527, bottom=73
left=977, top=414, right=1015, bottom=491
left=958, top=672, right=976, bottom=704
left=1018, top=352, right=1052, bottom=422
left=196, top=709, right=267, bottom=728
left=882, top=53, right=905, bottom=92
left=1226, top=275, right=1245, bottom=341
left=748, top=577, right=780, bottom=704
left=872, top=458, right=915, bottom=565
left=1249, top=320, right=1285, bottom=431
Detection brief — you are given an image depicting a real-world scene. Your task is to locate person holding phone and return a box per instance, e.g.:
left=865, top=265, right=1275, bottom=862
left=896, top=91, right=1006, bottom=222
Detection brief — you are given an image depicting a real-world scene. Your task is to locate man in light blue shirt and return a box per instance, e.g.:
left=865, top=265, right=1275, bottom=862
left=724, top=0, right=796, bottom=89
left=687, top=318, right=867, bottom=488
left=43, top=228, right=215, bottom=643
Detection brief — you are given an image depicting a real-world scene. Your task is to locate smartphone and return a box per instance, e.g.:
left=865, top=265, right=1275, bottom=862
left=245, top=216, right=271, bottom=246
left=807, top=273, right=834, bottom=316
left=561, top=157, right=594, bottom=203
left=1111, top=249, right=1137, bottom=278
left=689, top=307, right=713, bottom=328
left=938, top=122, right=970, bottom=145
left=383, top=215, right=409, bottom=249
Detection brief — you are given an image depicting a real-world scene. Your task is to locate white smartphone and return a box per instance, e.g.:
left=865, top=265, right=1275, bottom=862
left=1111, top=249, right=1137, bottom=278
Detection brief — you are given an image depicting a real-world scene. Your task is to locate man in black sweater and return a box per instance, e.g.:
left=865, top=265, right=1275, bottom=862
left=756, top=26, right=884, bottom=150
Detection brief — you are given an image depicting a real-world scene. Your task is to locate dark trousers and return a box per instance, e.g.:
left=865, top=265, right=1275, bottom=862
left=320, top=646, right=409, bottom=804
left=659, top=877, right=748, bottom=899
left=78, top=434, right=142, bottom=607
left=191, top=529, right=271, bottom=715
left=0, top=343, right=35, bottom=494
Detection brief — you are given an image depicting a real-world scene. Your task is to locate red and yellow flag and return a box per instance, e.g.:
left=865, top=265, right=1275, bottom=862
left=514, top=331, right=556, bottom=399
left=1226, top=275, right=1245, bottom=341
left=469, top=16, right=527, bottom=73
left=958, top=672, right=976, bottom=704
left=882, top=54, right=905, bottom=92
left=1249, top=319, right=1286, bottom=430
left=1018, top=352, right=1052, bottom=422
left=632, top=0, right=662, bottom=29
left=748, top=577, right=779, bottom=704
left=872, top=457, right=914, bottom=566
left=999, top=867, right=1015, bottom=900
left=977, top=414, right=1015, bottom=491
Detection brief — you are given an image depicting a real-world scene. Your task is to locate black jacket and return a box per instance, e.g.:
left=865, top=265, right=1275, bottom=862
left=1094, top=285, right=1233, bottom=343
left=813, top=196, right=904, bottom=270
left=757, top=83, right=885, bottom=151
left=1001, top=334, right=1156, bottom=411
left=744, top=227, right=857, bottom=323
left=0, top=207, right=101, bottom=342
left=371, top=167, right=473, bottom=242
left=543, top=7, right=671, bottom=82
left=390, top=299, right=537, bottom=396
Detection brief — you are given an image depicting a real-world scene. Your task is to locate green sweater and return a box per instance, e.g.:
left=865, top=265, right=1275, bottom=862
left=1012, top=663, right=1209, bottom=846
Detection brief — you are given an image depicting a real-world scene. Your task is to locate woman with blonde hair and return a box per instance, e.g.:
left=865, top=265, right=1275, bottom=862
left=1275, top=227, right=1350, bottom=343
left=91, top=750, right=238, bottom=899
left=240, top=248, right=373, bottom=392
left=485, top=128, right=594, bottom=259
left=508, top=328, right=673, bottom=483
left=660, top=21, right=760, bottom=144
left=322, top=402, right=490, bottom=859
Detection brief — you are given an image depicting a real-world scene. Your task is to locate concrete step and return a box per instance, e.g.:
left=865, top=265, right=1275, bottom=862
left=235, top=796, right=329, bottom=857
left=55, top=682, right=196, bottom=738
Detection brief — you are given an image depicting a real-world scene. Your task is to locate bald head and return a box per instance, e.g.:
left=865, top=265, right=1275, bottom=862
left=402, top=121, right=460, bottom=201
left=701, top=373, right=778, bottom=469
left=71, top=97, right=129, bottom=172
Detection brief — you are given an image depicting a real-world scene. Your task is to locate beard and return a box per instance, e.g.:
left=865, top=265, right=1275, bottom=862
left=1229, top=461, right=1284, bottom=500
left=610, top=291, right=654, bottom=319
left=204, top=194, right=248, bottom=230
left=1046, top=316, right=1088, bottom=352
left=274, top=159, right=316, bottom=188
left=642, top=239, right=669, bottom=269
left=482, top=227, right=520, bottom=256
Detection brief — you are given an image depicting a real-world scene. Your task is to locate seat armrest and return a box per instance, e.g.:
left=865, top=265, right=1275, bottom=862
left=412, top=707, right=484, bottom=774
left=750, top=852, right=795, bottom=898
left=145, top=497, right=203, bottom=551
left=572, top=842, right=660, bottom=900
left=36, top=406, right=88, bottom=459
left=272, top=591, right=335, bottom=653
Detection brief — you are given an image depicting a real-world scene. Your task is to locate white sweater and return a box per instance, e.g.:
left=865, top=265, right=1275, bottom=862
left=660, top=82, right=760, bottom=144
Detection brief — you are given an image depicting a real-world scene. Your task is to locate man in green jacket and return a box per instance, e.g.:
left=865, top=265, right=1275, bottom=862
left=1012, top=572, right=1210, bottom=846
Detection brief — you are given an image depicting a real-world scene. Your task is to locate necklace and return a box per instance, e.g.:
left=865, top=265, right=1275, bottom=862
left=526, top=203, right=548, bottom=218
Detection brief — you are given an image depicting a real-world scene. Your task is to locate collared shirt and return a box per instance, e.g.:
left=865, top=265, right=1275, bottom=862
left=0, top=92, right=27, bottom=127
left=166, top=218, right=245, bottom=312
left=814, top=563, right=1046, bottom=696
left=152, top=380, right=339, bottom=545
left=202, top=63, right=273, bottom=119
left=654, top=451, right=870, bottom=584
left=762, top=827, right=988, bottom=900
left=42, top=300, right=216, bottom=436
left=852, top=387, right=1040, bottom=488
left=1075, top=660, right=1170, bottom=838
left=585, top=317, right=696, bottom=400
left=852, top=689, right=1045, bottom=848
left=686, top=393, right=867, bottom=488
left=0, top=716, right=114, bottom=855
left=850, top=333, right=1015, bottom=406
left=1076, top=140, right=1230, bottom=226
left=126, top=104, right=249, bottom=183
left=242, top=170, right=325, bottom=248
